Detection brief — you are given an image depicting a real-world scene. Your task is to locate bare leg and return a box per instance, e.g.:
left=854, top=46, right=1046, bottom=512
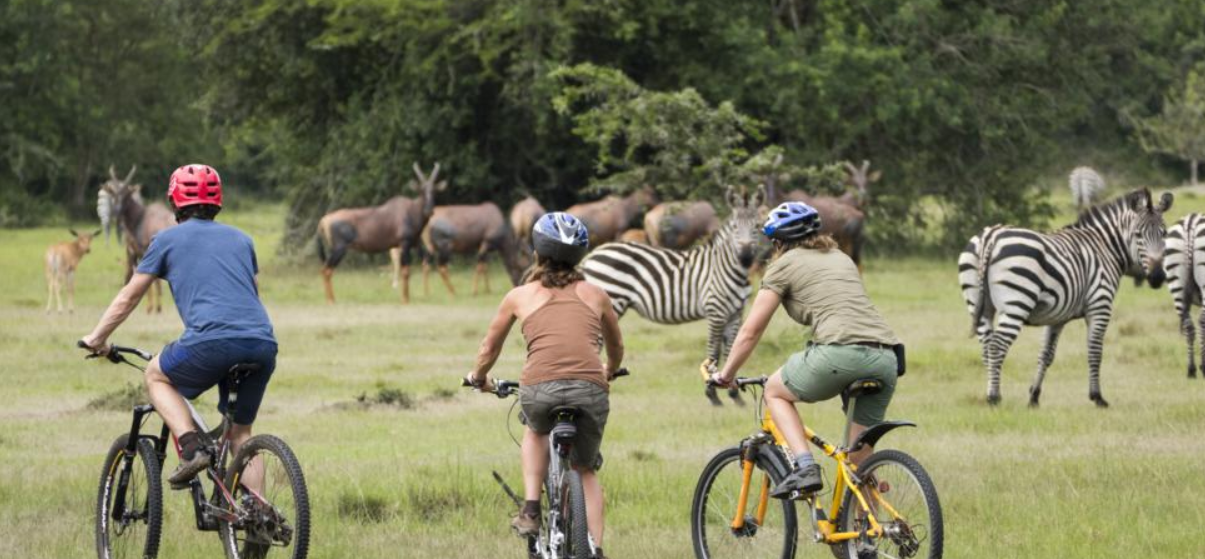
left=143, top=356, right=195, bottom=438
left=576, top=466, right=605, bottom=547
left=321, top=266, right=336, bottom=304
left=764, top=371, right=812, bottom=462
left=227, top=423, right=264, bottom=495
left=521, top=427, right=550, bottom=501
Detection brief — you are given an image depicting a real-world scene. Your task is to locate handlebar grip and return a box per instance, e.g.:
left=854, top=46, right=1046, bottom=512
left=612, top=368, right=629, bottom=378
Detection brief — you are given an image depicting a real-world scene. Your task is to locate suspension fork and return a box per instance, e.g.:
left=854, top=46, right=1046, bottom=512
left=730, top=438, right=772, bottom=531
left=112, top=404, right=155, bottom=523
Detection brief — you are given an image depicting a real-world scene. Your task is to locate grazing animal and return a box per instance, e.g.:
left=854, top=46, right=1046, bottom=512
left=98, top=165, right=175, bottom=313
left=1069, top=167, right=1106, bottom=210
left=1164, top=213, right=1205, bottom=378
left=510, top=196, right=546, bottom=254
left=566, top=187, right=658, bottom=247
left=417, top=203, right=526, bottom=297
left=643, top=200, right=719, bottom=250
left=44, top=229, right=101, bottom=313
left=619, top=229, right=649, bottom=243
left=777, top=160, right=880, bottom=271
left=582, top=186, right=765, bottom=405
left=958, top=189, right=1173, bottom=407
left=317, top=162, right=445, bottom=304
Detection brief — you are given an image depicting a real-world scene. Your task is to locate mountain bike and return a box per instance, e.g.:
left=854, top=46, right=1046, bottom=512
left=464, top=369, right=628, bottom=559
left=84, top=342, right=310, bottom=559
left=691, top=373, right=942, bottom=559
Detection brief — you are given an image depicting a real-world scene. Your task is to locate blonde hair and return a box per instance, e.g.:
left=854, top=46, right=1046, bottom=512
left=774, top=233, right=838, bottom=257
left=527, top=255, right=585, bottom=288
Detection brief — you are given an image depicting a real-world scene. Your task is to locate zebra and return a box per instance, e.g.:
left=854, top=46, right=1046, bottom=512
left=1164, top=213, right=1205, bottom=378
left=957, top=188, right=1173, bottom=407
left=1069, top=166, right=1106, bottom=210
left=581, top=186, right=765, bottom=405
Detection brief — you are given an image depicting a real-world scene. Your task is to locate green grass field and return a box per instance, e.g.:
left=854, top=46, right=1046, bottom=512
left=3, top=188, right=1205, bottom=558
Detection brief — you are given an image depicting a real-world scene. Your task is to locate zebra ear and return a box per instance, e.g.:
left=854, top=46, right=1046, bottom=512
left=1157, top=192, right=1173, bottom=212
left=725, top=185, right=742, bottom=208
left=750, top=184, right=767, bottom=208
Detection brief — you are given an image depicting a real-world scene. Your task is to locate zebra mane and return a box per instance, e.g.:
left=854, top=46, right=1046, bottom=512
left=1066, top=188, right=1153, bottom=229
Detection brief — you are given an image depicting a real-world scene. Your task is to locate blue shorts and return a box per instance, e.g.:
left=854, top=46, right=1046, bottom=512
left=159, top=338, right=277, bottom=425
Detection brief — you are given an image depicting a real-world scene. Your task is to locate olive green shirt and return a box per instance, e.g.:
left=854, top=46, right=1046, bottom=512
left=760, top=248, right=899, bottom=345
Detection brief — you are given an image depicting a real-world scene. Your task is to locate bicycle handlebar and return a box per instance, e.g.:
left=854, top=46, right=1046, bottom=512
left=705, top=375, right=768, bottom=390
left=77, top=340, right=153, bottom=363
left=462, top=368, right=629, bottom=398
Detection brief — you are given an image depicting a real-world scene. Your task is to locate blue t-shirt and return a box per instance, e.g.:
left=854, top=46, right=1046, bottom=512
left=137, top=219, right=275, bottom=345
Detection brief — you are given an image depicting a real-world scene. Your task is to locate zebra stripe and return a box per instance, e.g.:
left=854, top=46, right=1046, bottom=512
left=582, top=191, right=762, bottom=365
left=958, top=189, right=1172, bottom=407
left=1164, top=213, right=1205, bottom=378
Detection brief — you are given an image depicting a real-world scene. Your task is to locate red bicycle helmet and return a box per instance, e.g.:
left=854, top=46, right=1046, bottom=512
left=168, top=164, right=222, bottom=208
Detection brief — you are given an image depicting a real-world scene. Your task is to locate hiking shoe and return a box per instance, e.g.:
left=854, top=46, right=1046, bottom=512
left=511, top=511, right=540, bottom=537
left=593, top=546, right=608, bottom=559
left=770, top=463, right=823, bottom=499
left=168, top=450, right=212, bottom=490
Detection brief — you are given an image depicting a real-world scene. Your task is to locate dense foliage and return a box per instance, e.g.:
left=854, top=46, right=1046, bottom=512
left=3, top=0, right=1204, bottom=248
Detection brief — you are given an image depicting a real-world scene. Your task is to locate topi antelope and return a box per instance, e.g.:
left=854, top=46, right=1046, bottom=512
left=97, top=164, right=175, bottom=313
left=779, top=160, right=880, bottom=272
left=317, top=162, right=445, bottom=304
left=416, top=202, right=526, bottom=297
left=566, top=187, right=658, bottom=248
left=643, top=200, right=719, bottom=250
left=45, top=229, right=101, bottom=313
left=510, top=196, right=546, bottom=255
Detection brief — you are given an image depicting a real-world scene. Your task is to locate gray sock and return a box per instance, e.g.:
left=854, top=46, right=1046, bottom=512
left=795, top=451, right=815, bottom=470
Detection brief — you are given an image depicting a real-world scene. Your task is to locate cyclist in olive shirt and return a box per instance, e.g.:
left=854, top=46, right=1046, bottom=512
left=710, top=201, right=900, bottom=499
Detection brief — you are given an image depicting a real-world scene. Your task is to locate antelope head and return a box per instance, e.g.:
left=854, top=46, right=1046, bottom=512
left=98, top=164, right=137, bottom=244
left=68, top=228, right=103, bottom=254
left=842, top=160, right=880, bottom=206
left=412, top=161, right=447, bottom=218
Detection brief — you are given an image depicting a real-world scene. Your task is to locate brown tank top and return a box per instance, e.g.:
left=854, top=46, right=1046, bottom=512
left=521, top=285, right=607, bottom=390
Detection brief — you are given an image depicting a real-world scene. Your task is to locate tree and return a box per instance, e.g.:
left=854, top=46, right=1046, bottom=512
left=1130, top=68, right=1205, bottom=185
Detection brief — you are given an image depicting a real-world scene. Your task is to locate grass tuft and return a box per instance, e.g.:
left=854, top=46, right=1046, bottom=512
left=337, top=492, right=396, bottom=523
left=86, top=383, right=144, bottom=411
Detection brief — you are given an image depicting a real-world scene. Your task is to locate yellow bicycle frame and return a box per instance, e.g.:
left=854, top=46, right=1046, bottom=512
left=728, top=407, right=899, bottom=544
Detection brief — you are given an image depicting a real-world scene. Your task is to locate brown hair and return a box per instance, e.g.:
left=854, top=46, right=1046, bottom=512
left=175, top=204, right=221, bottom=223
left=774, top=233, right=838, bottom=257
left=528, top=255, right=585, bottom=288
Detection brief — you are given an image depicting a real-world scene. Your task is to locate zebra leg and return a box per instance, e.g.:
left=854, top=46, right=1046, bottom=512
left=721, top=311, right=745, bottom=406
left=1085, top=312, right=1112, bottom=408
left=703, top=315, right=727, bottom=407
left=1027, top=324, right=1064, bottom=408
left=985, top=315, right=1023, bottom=405
left=1196, top=306, right=1205, bottom=379
left=1183, top=310, right=1197, bottom=378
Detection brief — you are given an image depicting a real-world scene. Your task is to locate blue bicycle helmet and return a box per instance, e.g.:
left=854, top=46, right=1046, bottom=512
left=763, top=202, right=821, bottom=241
left=533, top=212, right=590, bottom=264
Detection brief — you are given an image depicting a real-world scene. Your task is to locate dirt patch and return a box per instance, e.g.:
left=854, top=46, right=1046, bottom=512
left=86, top=383, right=145, bottom=411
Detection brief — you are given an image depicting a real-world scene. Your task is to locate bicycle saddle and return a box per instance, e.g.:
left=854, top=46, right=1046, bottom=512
left=842, top=378, right=883, bottom=400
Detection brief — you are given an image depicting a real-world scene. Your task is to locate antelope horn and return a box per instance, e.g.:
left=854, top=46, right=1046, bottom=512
left=861, top=160, right=870, bottom=173
left=124, top=165, right=137, bottom=183
left=429, top=162, right=441, bottom=183
left=843, top=161, right=858, bottom=174
left=109, top=165, right=118, bottom=181
left=413, top=162, right=427, bottom=183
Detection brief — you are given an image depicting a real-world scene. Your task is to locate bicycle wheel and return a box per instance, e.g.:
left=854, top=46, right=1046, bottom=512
left=691, top=445, right=797, bottom=559
left=219, top=434, right=310, bottom=559
left=836, top=449, right=942, bottom=559
left=562, top=469, right=591, bottom=559
left=96, top=433, right=163, bottom=559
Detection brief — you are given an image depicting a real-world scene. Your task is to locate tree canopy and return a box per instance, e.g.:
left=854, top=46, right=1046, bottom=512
left=3, top=0, right=1204, bottom=249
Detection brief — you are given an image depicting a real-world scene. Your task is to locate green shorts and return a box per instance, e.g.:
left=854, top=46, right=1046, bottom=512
left=781, top=344, right=897, bottom=426
left=519, top=380, right=610, bottom=471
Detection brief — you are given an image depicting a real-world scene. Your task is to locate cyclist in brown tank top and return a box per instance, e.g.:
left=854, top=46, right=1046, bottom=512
left=467, top=212, right=623, bottom=558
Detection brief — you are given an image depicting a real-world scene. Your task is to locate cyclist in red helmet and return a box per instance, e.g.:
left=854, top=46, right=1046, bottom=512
left=81, top=164, right=277, bottom=488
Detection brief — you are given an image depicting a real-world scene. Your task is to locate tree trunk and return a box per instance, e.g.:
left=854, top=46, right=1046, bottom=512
left=1192, top=158, right=1199, bottom=186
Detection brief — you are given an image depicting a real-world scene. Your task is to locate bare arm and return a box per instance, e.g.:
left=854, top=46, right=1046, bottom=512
left=81, top=273, right=156, bottom=351
left=715, top=290, right=781, bottom=383
left=470, top=292, right=518, bottom=384
left=599, top=301, right=624, bottom=377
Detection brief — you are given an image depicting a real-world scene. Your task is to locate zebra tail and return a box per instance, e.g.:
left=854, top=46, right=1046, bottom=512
left=969, top=226, right=999, bottom=337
